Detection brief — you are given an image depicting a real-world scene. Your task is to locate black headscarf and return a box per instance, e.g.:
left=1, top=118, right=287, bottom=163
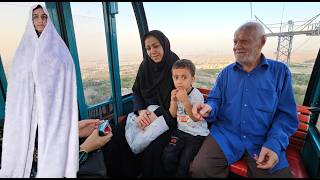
left=132, top=30, right=179, bottom=127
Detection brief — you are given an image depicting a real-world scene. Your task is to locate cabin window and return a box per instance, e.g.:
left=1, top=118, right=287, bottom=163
left=0, top=2, right=46, bottom=76
left=144, top=2, right=236, bottom=90
left=144, top=2, right=320, bottom=105
left=116, top=2, right=143, bottom=96
left=70, top=2, right=112, bottom=106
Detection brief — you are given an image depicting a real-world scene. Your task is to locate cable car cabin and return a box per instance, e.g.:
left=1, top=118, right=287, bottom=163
left=0, top=2, right=320, bottom=178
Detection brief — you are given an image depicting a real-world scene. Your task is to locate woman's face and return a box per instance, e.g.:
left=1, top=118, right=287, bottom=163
left=32, top=7, right=47, bottom=33
left=144, top=35, right=164, bottom=63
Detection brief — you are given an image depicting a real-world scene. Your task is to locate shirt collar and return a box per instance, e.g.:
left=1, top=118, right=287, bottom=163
left=259, top=53, right=269, bottom=68
left=187, top=87, right=194, bottom=95
left=233, top=53, right=269, bottom=71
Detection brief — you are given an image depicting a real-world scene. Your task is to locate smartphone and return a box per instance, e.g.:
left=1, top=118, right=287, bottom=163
left=98, top=120, right=111, bottom=136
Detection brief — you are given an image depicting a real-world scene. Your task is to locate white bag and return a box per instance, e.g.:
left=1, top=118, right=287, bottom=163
left=125, top=105, right=169, bottom=154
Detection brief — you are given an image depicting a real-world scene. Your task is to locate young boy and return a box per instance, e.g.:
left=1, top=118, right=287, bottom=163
left=162, top=59, right=210, bottom=177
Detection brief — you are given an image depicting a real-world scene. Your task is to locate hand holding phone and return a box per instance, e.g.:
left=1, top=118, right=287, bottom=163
left=98, top=120, right=112, bottom=136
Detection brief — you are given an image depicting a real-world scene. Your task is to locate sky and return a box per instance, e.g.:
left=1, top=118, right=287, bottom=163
left=142, top=2, right=320, bottom=61
left=0, top=2, right=319, bottom=74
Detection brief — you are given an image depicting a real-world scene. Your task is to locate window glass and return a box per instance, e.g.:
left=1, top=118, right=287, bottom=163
left=116, top=2, right=143, bottom=96
left=144, top=2, right=320, bottom=105
left=70, top=2, right=112, bottom=105
left=0, top=2, right=45, bottom=76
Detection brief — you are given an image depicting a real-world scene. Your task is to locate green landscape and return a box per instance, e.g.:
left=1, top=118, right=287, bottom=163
left=82, top=61, right=312, bottom=106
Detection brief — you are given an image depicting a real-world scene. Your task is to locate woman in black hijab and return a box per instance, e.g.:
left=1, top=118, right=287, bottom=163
left=105, top=30, right=179, bottom=177
left=133, top=30, right=179, bottom=129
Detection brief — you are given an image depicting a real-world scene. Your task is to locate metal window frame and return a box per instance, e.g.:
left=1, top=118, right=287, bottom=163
left=304, top=48, right=320, bottom=126
left=304, top=48, right=320, bottom=107
left=101, top=2, right=122, bottom=124
left=0, top=55, right=6, bottom=120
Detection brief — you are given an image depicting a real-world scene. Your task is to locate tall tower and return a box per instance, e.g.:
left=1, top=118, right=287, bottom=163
left=275, top=20, right=294, bottom=64
left=255, top=14, right=320, bottom=65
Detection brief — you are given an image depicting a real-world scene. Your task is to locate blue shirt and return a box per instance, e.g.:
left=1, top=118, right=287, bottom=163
left=206, top=55, right=298, bottom=173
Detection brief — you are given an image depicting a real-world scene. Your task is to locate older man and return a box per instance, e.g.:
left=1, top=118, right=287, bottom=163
left=190, top=21, right=298, bottom=178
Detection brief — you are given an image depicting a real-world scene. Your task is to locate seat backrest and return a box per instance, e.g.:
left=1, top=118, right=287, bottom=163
left=289, top=105, right=311, bottom=151
left=198, top=88, right=210, bottom=100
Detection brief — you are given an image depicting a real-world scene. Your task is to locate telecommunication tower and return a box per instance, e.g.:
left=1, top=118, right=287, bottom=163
left=255, top=14, right=320, bottom=64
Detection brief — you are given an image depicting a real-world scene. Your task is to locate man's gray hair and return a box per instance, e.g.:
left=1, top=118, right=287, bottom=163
left=236, top=21, right=265, bottom=37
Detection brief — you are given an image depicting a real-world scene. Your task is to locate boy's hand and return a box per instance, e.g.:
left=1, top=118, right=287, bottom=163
left=171, top=89, right=179, bottom=102
left=176, top=89, right=188, bottom=104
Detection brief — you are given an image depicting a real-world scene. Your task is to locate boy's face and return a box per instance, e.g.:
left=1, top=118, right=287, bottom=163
left=172, top=68, right=195, bottom=91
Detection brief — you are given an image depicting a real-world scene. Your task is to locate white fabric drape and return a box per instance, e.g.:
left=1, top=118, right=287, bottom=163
left=0, top=4, right=79, bottom=178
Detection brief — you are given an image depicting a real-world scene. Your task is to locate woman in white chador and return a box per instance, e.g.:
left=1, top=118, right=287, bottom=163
left=0, top=4, right=79, bottom=178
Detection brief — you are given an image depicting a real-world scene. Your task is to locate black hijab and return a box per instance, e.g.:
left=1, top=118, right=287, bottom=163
left=132, top=30, right=179, bottom=112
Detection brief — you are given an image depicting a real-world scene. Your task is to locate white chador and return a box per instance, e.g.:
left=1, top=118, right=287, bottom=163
left=0, top=5, right=79, bottom=178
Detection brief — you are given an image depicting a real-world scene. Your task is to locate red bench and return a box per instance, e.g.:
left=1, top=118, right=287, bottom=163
left=198, top=88, right=309, bottom=178
left=118, top=88, right=310, bottom=178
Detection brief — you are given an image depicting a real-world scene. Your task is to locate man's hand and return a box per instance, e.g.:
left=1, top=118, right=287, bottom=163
left=254, top=146, right=279, bottom=170
left=192, top=103, right=212, bottom=121
left=79, top=119, right=102, bottom=138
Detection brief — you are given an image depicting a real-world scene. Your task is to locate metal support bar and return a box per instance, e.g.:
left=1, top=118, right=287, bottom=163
left=304, top=48, right=320, bottom=108
left=102, top=2, right=122, bottom=125
left=132, top=2, right=149, bottom=44
left=0, top=55, right=7, bottom=120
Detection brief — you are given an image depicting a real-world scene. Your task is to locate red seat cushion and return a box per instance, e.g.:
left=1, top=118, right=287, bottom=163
left=118, top=115, right=127, bottom=124
left=229, top=147, right=308, bottom=178
left=229, top=160, right=248, bottom=177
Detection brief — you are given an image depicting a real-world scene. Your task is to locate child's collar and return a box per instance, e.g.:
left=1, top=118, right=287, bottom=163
left=187, top=87, right=194, bottom=95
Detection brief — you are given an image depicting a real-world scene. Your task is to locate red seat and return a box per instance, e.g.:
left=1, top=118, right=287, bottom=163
left=229, top=160, right=248, bottom=177
left=228, top=146, right=309, bottom=178
left=118, top=115, right=127, bottom=124
left=286, top=148, right=309, bottom=178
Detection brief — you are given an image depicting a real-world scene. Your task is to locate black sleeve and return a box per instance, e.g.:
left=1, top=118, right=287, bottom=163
left=132, top=66, right=146, bottom=115
left=132, top=91, right=145, bottom=115
left=154, top=106, right=177, bottom=129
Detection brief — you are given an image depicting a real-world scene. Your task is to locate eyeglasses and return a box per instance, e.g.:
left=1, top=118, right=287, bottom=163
left=32, top=14, right=48, bottom=21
